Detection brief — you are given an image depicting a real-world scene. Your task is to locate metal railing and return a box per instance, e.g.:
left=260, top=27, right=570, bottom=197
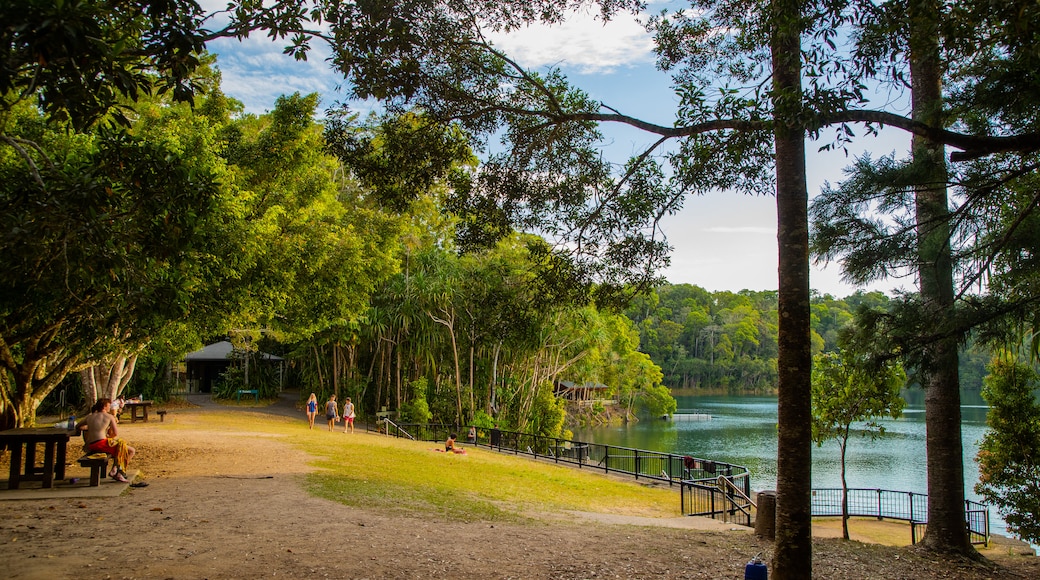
left=810, top=488, right=990, bottom=546
left=361, top=419, right=753, bottom=524
left=680, top=471, right=755, bottom=526
left=379, top=418, right=415, bottom=440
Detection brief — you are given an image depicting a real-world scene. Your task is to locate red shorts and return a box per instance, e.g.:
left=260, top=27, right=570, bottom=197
left=87, top=439, right=119, bottom=456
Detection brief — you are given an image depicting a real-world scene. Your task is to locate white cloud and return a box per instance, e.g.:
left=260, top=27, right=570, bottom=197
left=208, top=36, right=347, bottom=115
left=485, top=9, right=655, bottom=74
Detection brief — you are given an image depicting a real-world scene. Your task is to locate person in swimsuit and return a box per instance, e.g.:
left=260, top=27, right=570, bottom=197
left=306, top=393, right=318, bottom=429
left=445, top=433, right=465, bottom=454
left=325, top=394, right=339, bottom=431
left=76, top=398, right=136, bottom=482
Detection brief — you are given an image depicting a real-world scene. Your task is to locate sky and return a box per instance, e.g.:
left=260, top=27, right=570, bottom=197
left=205, top=5, right=914, bottom=298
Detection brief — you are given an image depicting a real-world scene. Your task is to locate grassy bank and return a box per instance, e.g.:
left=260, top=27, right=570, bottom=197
left=155, top=410, right=683, bottom=524
left=296, top=426, right=682, bottom=523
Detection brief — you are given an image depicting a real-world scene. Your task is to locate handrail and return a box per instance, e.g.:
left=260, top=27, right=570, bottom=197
left=381, top=418, right=414, bottom=440
left=717, top=475, right=756, bottom=510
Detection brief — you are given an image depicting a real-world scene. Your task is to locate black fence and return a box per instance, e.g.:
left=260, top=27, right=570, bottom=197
left=810, top=488, right=990, bottom=546
left=362, top=419, right=753, bottom=523
left=680, top=473, right=755, bottom=526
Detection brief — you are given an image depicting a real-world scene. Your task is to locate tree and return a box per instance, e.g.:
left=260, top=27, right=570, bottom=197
left=11, top=0, right=1034, bottom=570
left=0, top=96, right=227, bottom=428
left=975, top=356, right=1040, bottom=545
left=811, top=349, right=906, bottom=540
left=0, top=0, right=210, bottom=130
left=905, top=0, right=976, bottom=554
left=809, top=0, right=1040, bottom=554
left=291, top=2, right=994, bottom=573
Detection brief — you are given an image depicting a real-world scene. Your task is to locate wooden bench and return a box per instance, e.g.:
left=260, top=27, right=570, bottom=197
left=157, top=410, right=167, bottom=422
left=77, top=453, right=111, bottom=487
left=124, top=400, right=153, bottom=422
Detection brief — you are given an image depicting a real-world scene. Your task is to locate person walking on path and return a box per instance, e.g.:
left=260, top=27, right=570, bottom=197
left=342, top=397, right=355, bottom=434
left=325, top=394, right=339, bottom=431
left=306, top=393, right=318, bottom=429
left=76, top=398, right=136, bottom=482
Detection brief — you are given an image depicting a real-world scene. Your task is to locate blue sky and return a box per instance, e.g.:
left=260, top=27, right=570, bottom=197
left=205, top=5, right=913, bottom=298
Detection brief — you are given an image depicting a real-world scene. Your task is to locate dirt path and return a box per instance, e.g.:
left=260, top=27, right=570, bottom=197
left=0, top=399, right=1037, bottom=579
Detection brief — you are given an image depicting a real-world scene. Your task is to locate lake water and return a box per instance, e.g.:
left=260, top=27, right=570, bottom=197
left=573, top=392, right=1026, bottom=545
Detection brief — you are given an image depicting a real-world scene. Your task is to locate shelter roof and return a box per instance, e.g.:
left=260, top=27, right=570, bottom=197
left=183, top=341, right=284, bottom=361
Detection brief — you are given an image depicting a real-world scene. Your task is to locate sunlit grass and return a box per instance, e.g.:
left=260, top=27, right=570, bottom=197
left=294, top=426, right=681, bottom=523
left=126, top=409, right=684, bottom=523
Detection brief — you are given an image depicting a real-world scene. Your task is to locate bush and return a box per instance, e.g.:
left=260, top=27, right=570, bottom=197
left=212, top=366, right=246, bottom=400
left=471, top=409, right=495, bottom=429
left=400, top=377, right=433, bottom=424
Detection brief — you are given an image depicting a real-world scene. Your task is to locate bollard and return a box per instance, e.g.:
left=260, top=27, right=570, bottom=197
left=744, top=554, right=768, bottom=580
left=754, top=490, right=777, bottom=540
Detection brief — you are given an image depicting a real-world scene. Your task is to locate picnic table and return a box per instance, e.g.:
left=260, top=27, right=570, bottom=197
left=0, top=427, right=71, bottom=489
left=123, top=400, right=153, bottom=422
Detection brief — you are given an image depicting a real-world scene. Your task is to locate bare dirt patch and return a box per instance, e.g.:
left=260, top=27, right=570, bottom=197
left=1, top=405, right=1037, bottom=579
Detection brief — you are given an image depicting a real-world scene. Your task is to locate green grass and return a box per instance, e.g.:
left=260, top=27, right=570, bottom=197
left=131, top=410, right=683, bottom=523
left=297, top=430, right=683, bottom=522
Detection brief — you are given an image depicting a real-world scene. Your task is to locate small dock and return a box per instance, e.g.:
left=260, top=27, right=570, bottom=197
left=666, top=409, right=712, bottom=421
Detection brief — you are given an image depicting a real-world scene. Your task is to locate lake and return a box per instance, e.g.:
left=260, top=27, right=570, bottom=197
left=573, top=392, right=1022, bottom=544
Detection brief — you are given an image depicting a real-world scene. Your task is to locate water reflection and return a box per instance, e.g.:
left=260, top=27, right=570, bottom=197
left=573, top=394, right=1012, bottom=541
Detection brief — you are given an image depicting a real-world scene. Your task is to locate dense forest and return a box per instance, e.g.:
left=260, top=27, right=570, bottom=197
left=625, top=284, right=991, bottom=395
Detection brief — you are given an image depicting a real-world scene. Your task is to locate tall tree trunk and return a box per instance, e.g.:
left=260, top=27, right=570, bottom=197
left=396, top=345, right=402, bottom=412
left=489, top=341, right=502, bottom=415
left=430, top=310, right=463, bottom=424
left=771, top=0, right=814, bottom=575
left=468, top=343, right=475, bottom=419
left=333, top=343, right=340, bottom=397
left=909, top=0, right=975, bottom=555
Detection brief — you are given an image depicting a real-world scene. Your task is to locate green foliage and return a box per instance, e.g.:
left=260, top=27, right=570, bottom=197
left=636, top=383, right=678, bottom=419
left=529, top=381, right=566, bottom=439
left=213, top=366, right=246, bottom=400
left=0, top=92, right=230, bottom=427
left=811, top=350, right=906, bottom=447
left=400, top=378, right=433, bottom=424
left=471, top=410, right=496, bottom=430
left=627, top=284, right=894, bottom=392
left=0, top=0, right=209, bottom=129
left=811, top=347, right=906, bottom=540
left=124, top=355, right=179, bottom=404
left=975, top=357, right=1040, bottom=544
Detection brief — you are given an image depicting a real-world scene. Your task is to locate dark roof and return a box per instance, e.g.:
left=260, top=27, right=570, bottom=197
left=183, top=341, right=284, bottom=362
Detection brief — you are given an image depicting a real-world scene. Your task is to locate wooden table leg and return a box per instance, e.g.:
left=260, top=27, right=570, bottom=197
left=55, top=441, right=67, bottom=481
left=24, top=442, right=37, bottom=477
left=42, top=442, right=55, bottom=488
left=7, top=444, right=22, bottom=489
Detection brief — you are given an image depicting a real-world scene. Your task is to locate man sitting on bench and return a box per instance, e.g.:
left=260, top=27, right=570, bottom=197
left=76, top=398, right=136, bottom=483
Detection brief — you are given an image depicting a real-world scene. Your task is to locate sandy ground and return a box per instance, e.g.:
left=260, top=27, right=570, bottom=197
left=1, top=396, right=1037, bottom=579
